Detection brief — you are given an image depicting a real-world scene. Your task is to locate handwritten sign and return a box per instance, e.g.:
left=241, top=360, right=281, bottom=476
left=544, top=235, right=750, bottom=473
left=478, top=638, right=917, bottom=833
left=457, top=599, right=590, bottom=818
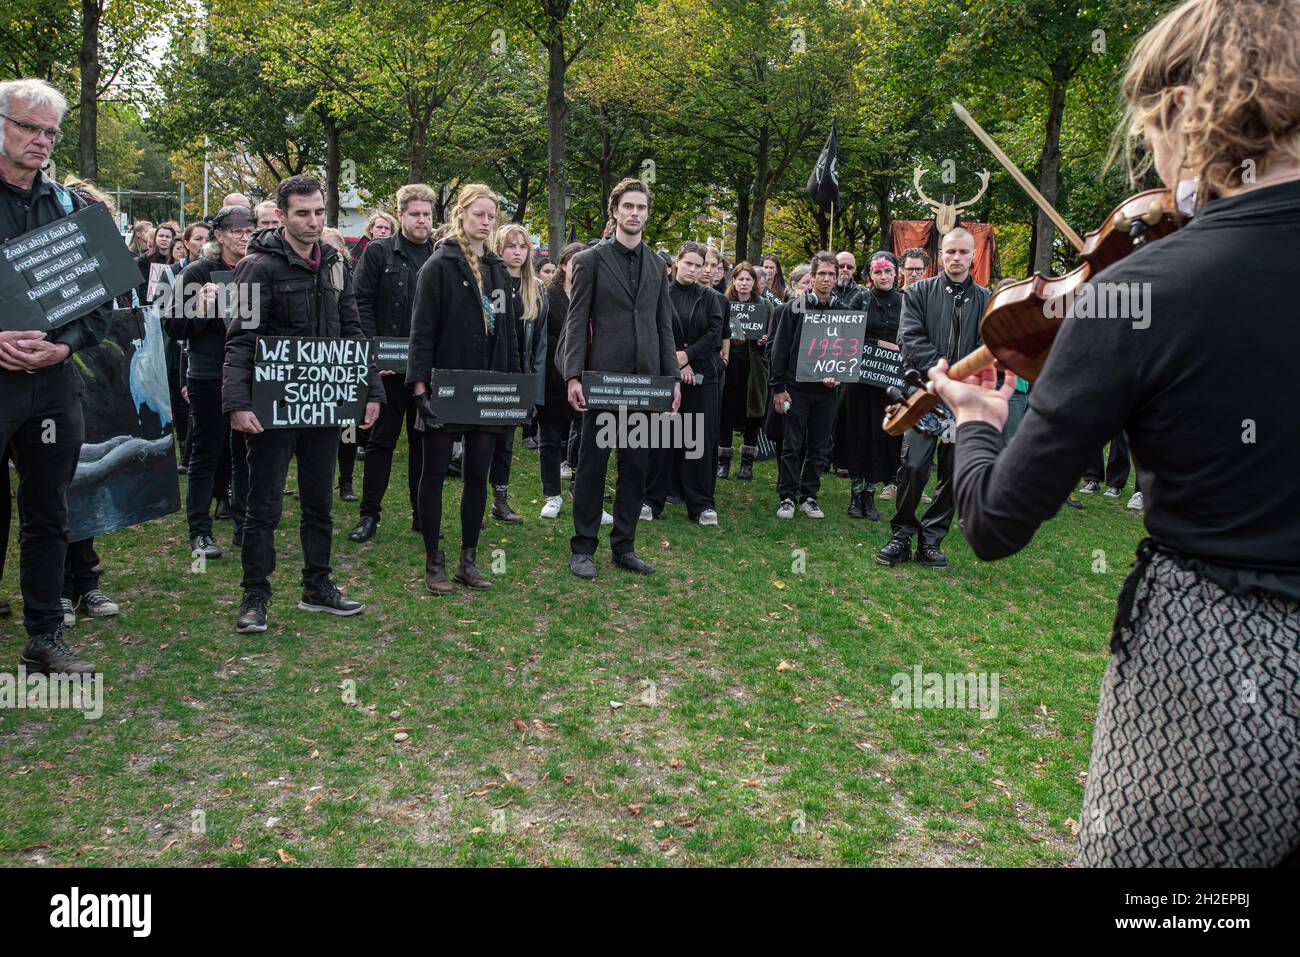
left=251, top=336, right=370, bottom=428
left=0, top=203, right=141, bottom=332
left=859, top=340, right=904, bottom=390
left=794, top=310, right=868, bottom=382
left=728, top=300, right=770, bottom=340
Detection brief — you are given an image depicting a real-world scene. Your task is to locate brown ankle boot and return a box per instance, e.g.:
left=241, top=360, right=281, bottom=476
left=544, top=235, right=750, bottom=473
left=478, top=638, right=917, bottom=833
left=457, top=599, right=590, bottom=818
left=453, top=548, right=492, bottom=589
left=424, top=550, right=454, bottom=595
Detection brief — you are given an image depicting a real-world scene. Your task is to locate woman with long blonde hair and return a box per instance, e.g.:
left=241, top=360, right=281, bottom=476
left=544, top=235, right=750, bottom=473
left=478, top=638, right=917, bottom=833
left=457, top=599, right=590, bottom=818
left=407, top=184, right=521, bottom=594
left=930, top=0, right=1300, bottom=866
left=487, top=222, right=548, bottom=523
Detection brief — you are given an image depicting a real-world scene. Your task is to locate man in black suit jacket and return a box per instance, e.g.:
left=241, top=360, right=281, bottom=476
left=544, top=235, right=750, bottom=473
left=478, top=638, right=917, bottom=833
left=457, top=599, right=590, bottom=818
left=561, top=178, right=680, bottom=579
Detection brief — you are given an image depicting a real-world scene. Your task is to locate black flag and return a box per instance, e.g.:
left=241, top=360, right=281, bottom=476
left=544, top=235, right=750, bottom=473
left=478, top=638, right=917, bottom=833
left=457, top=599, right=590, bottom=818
left=806, top=118, right=839, bottom=211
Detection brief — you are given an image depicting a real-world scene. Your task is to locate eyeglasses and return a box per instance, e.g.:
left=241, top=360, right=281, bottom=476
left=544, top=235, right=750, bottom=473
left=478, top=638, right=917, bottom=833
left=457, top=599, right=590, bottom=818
left=903, top=267, right=925, bottom=274
left=1, top=113, right=63, bottom=145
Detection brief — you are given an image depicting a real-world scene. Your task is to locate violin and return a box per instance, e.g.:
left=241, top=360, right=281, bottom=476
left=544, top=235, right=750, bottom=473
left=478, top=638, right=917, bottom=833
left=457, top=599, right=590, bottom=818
left=882, top=105, right=1185, bottom=437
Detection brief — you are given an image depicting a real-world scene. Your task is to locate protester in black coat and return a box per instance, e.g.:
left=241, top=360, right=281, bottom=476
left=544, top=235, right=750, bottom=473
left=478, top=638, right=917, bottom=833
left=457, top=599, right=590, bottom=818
left=534, top=243, right=586, bottom=518
left=406, top=185, right=521, bottom=594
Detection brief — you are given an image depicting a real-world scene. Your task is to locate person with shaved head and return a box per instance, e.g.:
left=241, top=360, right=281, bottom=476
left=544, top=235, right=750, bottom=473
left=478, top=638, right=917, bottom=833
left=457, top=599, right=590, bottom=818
left=876, top=226, right=988, bottom=569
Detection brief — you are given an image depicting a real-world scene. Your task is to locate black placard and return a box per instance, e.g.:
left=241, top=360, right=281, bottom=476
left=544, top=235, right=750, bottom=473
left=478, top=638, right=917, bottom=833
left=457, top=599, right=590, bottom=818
left=793, top=309, right=868, bottom=382
left=728, top=300, right=770, bottom=340
left=251, top=336, right=371, bottom=429
left=859, top=340, right=905, bottom=390
left=374, top=337, right=409, bottom=373
left=429, top=369, right=536, bottom=425
left=581, top=371, right=676, bottom=411
left=0, top=202, right=142, bottom=332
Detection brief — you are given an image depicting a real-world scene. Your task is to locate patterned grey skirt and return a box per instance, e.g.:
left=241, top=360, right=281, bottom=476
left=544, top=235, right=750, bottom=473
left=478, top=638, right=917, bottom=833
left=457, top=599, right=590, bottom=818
left=1077, top=543, right=1300, bottom=867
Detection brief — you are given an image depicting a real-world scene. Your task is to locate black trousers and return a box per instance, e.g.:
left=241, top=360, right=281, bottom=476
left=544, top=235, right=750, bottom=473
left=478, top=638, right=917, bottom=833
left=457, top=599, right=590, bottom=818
left=240, top=426, right=338, bottom=598
left=570, top=410, right=648, bottom=557
left=1084, top=432, right=1131, bottom=490
left=778, top=385, right=838, bottom=503
left=418, top=429, right=495, bottom=555
left=645, top=382, right=719, bottom=518
left=63, top=537, right=100, bottom=600
left=537, top=401, right=574, bottom=497
left=490, top=425, right=516, bottom=491
left=1, top=364, right=84, bottom=637
left=230, top=429, right=249, bottom=534
left=185, top=377, right=228, bottom=539
left=168, top=363, right=188, bottom=451
left=360, top=374, right=421, bottom=521
left=890, top=428, right=956, bottom=547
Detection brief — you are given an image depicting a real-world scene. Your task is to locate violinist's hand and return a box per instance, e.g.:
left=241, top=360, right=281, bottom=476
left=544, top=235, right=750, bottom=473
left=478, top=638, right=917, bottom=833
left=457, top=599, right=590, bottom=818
left=928, top=358, right=1016, bottom=430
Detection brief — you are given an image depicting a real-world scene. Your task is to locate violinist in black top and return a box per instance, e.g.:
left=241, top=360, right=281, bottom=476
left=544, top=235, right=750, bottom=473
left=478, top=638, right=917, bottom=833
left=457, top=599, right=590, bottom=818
left=837, top=251, right=904, bottom=521
left=643, top=242, right=725, bottom=524
left=929, top=0, right=1300, bottom=867
left=406, top=183, right=521, bottom=595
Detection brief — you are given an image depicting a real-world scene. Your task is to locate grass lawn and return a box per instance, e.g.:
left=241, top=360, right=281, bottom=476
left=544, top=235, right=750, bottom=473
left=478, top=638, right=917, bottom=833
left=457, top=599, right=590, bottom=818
left=1, top=444, right=1144, bottom=867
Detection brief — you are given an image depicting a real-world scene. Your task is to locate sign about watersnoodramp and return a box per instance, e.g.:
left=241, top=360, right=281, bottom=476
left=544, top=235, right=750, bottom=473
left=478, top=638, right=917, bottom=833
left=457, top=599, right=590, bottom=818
left=251, top=337, right=370, bottom=428
left=0, top=203, right=141, bottom=333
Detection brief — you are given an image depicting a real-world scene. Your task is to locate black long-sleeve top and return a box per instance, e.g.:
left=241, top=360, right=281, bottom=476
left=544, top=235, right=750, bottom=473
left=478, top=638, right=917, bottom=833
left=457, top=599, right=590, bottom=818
left=955, top=179, right=1300, bottom=603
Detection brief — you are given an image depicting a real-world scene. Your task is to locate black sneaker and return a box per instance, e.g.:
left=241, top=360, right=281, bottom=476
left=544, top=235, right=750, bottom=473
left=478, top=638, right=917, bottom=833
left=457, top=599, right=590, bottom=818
left=917, top=544, right=948, bottom=568
left=348, top=515, right=378, bottom=542
left=570, top=553, right=597, bottom=579
left=20, top=626, right=95, bottom=675
left=875, top=536, right=912, bottom=566
left=1079, top=480, right=1100, bottom=494
left=298, top=581, right=364, bottom=616
left=338, top=483, right=359, bottom=502
left=191, top=534, right=223, bottom=560
left=236, top=593, right=269, bottom=633
left=612, top=552, right=655, bottom=574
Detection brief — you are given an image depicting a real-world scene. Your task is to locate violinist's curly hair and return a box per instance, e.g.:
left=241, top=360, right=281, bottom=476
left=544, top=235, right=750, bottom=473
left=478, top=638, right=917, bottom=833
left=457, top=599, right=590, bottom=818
left=1114, top=0, right=1300, bottom=204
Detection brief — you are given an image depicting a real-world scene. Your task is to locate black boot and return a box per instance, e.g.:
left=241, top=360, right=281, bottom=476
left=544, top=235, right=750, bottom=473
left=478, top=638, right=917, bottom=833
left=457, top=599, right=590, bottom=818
left=862, top=488, right=880, bottom=521
left=338, top=482, right=358, bottom=502
left=454, top=548, right=492, bottom=589
left=492, top=487, right=523, bottom=524
left=848, top=489, right=865, bottom=518
left=425, top=551, right=453, bottom=595
left=737, top=444, right=756, bottom=481
left=716, top=447, right=733, bottom=479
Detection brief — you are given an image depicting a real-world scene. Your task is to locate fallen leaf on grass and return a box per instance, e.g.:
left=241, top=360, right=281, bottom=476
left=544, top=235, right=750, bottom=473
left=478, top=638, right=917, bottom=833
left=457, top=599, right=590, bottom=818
left=626, top=804, right=644, bottom=817
left=776, top=660, right=796, bottom=672
left=277, top=849, right=294, bottom=864
left=772, top=580, right=786, bottom=590
left=511, top=717, right=529, bottom=732
left=961, top=798, right=977, bottom=810
left=741, top=778, right=761, bottom=788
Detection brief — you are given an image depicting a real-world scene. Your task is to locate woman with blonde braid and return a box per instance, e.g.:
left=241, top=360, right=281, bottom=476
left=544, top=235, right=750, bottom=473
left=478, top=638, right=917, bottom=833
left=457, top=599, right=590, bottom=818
left=407, top=184, right=521, bottom=594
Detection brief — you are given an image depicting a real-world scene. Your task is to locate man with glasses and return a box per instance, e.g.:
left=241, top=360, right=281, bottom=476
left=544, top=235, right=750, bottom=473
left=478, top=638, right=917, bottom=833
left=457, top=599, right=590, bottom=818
left=833, top=250, right=864, bottom=307
left=0, top=78, right=112, bottom=675
left=899, top=248, right=930, bottom=287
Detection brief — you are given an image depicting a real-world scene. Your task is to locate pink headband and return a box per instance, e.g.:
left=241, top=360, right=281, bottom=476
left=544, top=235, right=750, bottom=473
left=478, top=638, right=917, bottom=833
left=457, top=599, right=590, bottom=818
left=869, top=257, right=895, bottom=271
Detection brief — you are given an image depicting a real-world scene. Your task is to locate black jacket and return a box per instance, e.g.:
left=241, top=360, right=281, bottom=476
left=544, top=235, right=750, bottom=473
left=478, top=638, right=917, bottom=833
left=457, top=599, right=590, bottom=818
left=405, top=239, right=521, bottom=387
left=509, top=275, right=549, bottom=407
left=862, top=286, right=903, bottom=342
left=898, top=273, right=989, bottom=375
left=833, top=280, right=865, bottom=310
left=768, top=290, right=845, bottom=392
left=222, top=228, right=383, bottom=415
left=543, top=283, right=570, bottom=405
left=669, top=280, right=725, bottom=381
left=0, top=173, right=112, bottom=359
left=559, top=239, right=678, bottom=380
left=354, top=233, right=432, bottom=340
left=163, top=249, right=242, bottom=381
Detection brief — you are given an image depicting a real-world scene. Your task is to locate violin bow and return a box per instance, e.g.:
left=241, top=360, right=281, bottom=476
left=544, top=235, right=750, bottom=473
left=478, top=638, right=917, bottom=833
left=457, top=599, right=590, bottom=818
left=952, top=101, right=1087, bottom=254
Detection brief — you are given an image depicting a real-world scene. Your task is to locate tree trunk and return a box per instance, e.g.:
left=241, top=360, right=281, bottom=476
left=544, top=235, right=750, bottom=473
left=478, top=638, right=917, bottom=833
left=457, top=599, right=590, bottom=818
left=874, top=176, right=892, bottom=253
left=321, top=112, right=341, bottom=227
left=734, top=184, right=750, bottom=264
left=1031, top=63, right=1070, bottom=274
left=408, top=123, right=428, bottom=182
left=546, top=40, right=569, bottom=259
left=515, top=172, right=530, bottom=223
left=746, top=125, right=770, bottom=256
left=77, top=0, right=101, bottom=180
